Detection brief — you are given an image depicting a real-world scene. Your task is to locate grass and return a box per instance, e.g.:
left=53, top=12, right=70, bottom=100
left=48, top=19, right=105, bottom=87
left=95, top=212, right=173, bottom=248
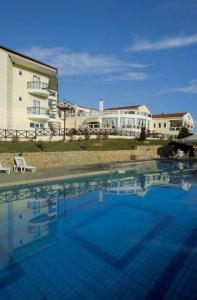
left=0, top=139, right=166, bottom=153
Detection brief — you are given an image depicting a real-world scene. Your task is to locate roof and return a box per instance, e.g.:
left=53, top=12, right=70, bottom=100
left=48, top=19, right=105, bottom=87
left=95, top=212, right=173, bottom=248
left=152, top=113, right=187, bottom=119
left=59, top=101, right=98, bottom=111
left=104, top=105, right=141, bottom=111
left=0, top=44, right=57, bottom=70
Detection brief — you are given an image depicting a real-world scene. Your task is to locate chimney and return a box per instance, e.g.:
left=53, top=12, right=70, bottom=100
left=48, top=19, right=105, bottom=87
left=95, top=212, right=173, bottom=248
left=99, top=99, right=104, bottom=112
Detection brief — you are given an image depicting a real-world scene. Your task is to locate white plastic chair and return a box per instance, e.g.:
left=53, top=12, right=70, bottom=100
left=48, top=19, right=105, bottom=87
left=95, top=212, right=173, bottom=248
left=14, top=157, right=36, bottom=173
left=0, top=162, right=11, bottom=174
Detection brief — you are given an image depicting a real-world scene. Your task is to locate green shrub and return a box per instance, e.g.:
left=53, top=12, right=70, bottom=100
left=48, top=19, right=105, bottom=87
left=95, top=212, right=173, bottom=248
left=157, top=144, right=175, bottom=158
left=36, top=141, right=46, bottom=151
left=177, top=127, right=192, bottom=139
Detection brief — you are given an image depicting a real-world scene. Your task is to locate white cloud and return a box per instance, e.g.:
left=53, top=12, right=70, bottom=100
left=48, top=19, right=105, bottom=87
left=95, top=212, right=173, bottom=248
left=128, top=33, right=197, bottom=51
left=160, top=79, right=197, bottom=94
left=106, top=72, right=149, bottom=81
left=23, top=47, right=150, bottom=76
left=174, top=79, right=197, bottom=93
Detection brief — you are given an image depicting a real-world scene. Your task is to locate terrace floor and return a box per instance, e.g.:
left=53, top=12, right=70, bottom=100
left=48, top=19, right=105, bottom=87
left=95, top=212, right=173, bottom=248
left=0, top=160, right=153, bottom=188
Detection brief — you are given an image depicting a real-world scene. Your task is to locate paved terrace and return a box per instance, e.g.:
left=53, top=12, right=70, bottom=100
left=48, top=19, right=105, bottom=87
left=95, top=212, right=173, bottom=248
left=0, top=160, right=154, bottom=188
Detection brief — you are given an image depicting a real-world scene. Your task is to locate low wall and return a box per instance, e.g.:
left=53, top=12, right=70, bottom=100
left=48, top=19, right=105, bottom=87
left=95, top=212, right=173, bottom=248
left=0, top=146, right=160, bottom=168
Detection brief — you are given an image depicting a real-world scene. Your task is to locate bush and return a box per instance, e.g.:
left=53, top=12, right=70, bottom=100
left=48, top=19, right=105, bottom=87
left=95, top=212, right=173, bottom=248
left=177, top=127, right=192, bottom=139
left=36, top=141, right=46, bottom=151
left=83, top=128, right=90, bottom=141
left=101, top=131, right=109, bottom=140
left=157, top=144, right=175, bottom=158
left=79, top=141, right=88, bottom=150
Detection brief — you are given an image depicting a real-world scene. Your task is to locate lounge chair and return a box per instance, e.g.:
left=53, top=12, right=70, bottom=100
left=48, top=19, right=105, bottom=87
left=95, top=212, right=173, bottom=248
left=174, top=149, right=185, bottom=159
left=184, top=151, right=190, bottom=159
left=14, top=156, right=36, bottom=173
left=0, top=163, right=11, bottom=174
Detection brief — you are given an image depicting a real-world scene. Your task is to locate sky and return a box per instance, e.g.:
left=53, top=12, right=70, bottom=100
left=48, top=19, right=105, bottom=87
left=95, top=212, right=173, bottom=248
left=0, top=0, right=197, bottom=126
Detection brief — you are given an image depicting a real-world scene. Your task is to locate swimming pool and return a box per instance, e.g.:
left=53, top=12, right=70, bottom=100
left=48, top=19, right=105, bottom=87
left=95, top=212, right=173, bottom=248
left=0, top=161, right=197, bottom=299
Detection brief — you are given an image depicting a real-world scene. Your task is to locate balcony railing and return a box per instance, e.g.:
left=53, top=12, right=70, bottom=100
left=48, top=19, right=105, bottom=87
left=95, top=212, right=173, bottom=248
left=27, top=107, right=49, bottom=115
left=169, top=127, right=182, bottom=131
left=27, top=81, right=49, bottom=91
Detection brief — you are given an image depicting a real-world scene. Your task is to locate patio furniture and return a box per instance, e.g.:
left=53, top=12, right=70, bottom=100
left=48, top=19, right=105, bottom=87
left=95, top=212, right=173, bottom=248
left=0, top=163, right=11, bottom=174
left=184, top=151, right=190, bottom=159
left=174, top=149, right=185, bottom=159
left=14, top=156, right=36, bottom=173
left=194, top=148, right=197, bottom=158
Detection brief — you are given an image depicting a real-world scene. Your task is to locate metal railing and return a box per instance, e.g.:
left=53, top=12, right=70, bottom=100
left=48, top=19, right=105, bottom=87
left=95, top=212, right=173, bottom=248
left=27, top=107, right=49, bottom=115
left=169, top=127, right=182, bottom=131
left=27, top=81, right=49, bottom=90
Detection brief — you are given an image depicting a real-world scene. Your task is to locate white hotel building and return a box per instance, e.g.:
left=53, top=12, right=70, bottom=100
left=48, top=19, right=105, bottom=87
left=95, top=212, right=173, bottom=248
left=0, top=45, right=60, bottom=131
left=60, top=100, right=194, bottom=138
left=0, top=45, right=194, bottom=138
left=61, top=101, right=152, bottom=132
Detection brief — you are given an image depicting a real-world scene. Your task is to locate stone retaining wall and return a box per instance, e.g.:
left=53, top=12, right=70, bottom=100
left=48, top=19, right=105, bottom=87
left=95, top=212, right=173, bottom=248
left=0, top=146, right=160, bottom=168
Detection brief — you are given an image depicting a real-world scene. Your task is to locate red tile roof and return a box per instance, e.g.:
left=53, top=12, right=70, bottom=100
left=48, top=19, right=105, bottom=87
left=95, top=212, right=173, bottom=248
left=152, top=113, right=187, bottom=119
left=104, top=105, right=141, bottom=111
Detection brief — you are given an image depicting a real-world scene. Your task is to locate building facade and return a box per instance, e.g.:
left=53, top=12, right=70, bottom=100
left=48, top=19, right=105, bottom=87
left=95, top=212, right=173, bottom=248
left=0, top=45, right=194, bottom=138
left=0, top=45, right=60, bottom=131
left=60, top=100, right=194, bottom=138
left=60, top=101, right=152, bottom=136
left=152, top=113, right=194, bottom=138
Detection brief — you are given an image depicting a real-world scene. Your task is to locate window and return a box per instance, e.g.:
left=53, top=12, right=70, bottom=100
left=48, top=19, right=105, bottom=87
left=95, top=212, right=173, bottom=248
left=33, top=100, right=40, bottom=107
left=159, top=123, right=161, bottom=128
left=102, top=117, right=118, bottom=128
left=33, top=75, right=40, bottom=82
left=164, top=123, right=166, bottom=128
left=128, top=111, right=135, bottom=114
left=154, top=123, right=156, bottom=128
left=18, top=97, right=22, bottom=101
left=30, top=122, right=44, bottom=129
left=19, top=70, right=23, bottom=75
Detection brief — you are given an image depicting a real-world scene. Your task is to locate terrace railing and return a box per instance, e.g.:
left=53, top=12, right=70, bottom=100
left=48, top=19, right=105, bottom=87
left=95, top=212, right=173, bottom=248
left=0, top=129, right=36, bottom=139
left=27, top=81, right=49, bottom=91
left=27, top=107, right=49, bottom=115
left=0, top=128, right=164, bottom=140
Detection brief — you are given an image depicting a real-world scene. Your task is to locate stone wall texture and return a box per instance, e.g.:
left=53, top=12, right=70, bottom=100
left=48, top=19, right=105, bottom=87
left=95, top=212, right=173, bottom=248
left=0, top=145, right=160, bottom=169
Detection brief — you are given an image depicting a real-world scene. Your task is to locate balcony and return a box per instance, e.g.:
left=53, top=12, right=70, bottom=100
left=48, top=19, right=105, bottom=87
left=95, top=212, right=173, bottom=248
left=27, top=81, right=49, bottom=98
left=27, top=107, right=49, bottom=120
left=169, top=127, right=182, bottom=131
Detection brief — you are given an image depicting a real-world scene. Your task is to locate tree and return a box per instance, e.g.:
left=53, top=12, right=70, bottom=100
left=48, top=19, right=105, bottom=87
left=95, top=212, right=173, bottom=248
left=177, top=127, right=192, bottom=139
left=139, top=127, right=146, bottom=141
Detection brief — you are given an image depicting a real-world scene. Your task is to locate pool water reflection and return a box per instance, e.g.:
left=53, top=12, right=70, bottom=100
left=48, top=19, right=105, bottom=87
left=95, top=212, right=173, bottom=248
left=0, top=161, right=197, bottom=299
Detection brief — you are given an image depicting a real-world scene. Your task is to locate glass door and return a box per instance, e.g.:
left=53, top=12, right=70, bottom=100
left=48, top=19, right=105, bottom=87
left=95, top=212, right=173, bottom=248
left=33, top=100, right=40, bottom=114
left=33, top=75, right=41, bottom=89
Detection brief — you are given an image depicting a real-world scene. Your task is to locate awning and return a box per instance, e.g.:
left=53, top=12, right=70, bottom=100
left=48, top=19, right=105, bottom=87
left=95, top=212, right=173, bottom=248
left=173, top=133, right=197, bottom=143
left=83, top=117, right=101, bottom=124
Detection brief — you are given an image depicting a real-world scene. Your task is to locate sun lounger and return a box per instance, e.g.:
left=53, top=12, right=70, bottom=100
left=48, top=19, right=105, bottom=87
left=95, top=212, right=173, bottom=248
left=184, top=151, right=190, bottom=159
left=174, top=149, right=185, bottom=159
left=14, top=156, right=36, bottom=173
left=0, top=163, right=11, bottom=174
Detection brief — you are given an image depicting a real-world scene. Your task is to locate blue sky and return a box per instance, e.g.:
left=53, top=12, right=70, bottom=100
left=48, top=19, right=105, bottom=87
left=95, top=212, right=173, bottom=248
left=1, top=0, right=197, bottom=125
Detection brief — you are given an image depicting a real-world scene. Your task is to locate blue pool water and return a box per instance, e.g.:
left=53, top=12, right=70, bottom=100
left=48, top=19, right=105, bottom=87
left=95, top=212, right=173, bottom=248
left=0, top=161, right=197, bottom=300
